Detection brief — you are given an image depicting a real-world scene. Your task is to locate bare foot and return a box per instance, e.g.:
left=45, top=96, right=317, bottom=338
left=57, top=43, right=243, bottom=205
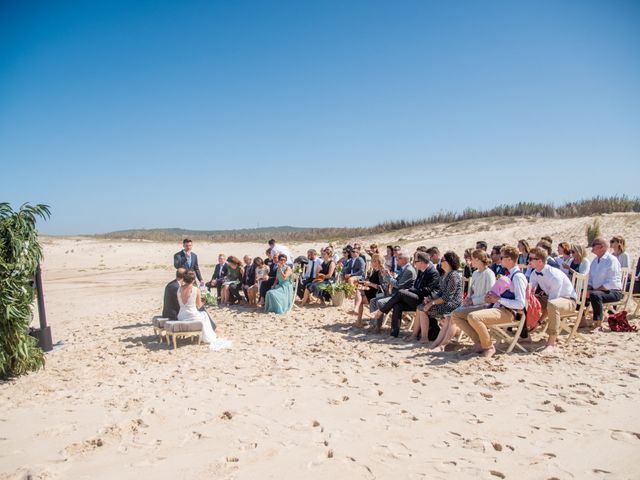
left=480, top=346, right=496, bottom=358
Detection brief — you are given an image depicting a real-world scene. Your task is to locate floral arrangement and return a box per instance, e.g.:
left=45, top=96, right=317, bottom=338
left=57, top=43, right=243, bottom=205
left=318, top=281, right=357, bottom=297
left=200, top=288, right=217, bottom=306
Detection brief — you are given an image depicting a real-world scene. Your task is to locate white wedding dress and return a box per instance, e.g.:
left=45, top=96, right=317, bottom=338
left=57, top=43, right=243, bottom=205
left=177, top=286, right=231, bottom=351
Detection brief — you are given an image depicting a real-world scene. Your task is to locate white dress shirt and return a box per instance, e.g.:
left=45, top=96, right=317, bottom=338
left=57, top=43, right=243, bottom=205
left=589, top=252, right=622, bottom=290
left=530, top=264, right=576, bottom=300
left=304, top=257, right=323, bottom=279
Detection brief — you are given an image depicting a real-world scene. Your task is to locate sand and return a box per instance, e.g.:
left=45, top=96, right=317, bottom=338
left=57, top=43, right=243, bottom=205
left=1, top=213, right=639, bottom=479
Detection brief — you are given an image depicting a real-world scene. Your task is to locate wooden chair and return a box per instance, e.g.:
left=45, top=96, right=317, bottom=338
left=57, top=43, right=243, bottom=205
left=556, top=272, right=589, bottom=343
left=488, top=310, right=528, bottom=353
left=606, top=267, right=635, bottom=313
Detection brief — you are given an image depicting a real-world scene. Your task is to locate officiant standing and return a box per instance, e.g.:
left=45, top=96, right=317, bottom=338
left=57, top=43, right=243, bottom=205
left=174, top=238, right=204, bottom=286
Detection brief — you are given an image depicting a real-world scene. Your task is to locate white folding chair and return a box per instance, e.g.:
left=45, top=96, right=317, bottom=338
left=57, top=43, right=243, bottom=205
left=557, top=272, right=589, bottom=343
left=607, top=267, right=634, bottom=313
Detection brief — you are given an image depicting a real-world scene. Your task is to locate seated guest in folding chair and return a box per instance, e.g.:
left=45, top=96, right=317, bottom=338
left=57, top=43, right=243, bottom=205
left=568, top=244, right=590, bottom=278
left=489, top=245, right=506, bottom=277
left=609, top=236, right=630, bottom=268
left=369, top=251, right=418, bottom=336
left=241, top=255, right=255, bottom=304
left=517, top=239, right=531, bottom=267
left=206, top=254, right=228, bottom=301
left=258, top=250, right=279, bottom=308
left=220, top=256, right=244, bottom=306
left=297, top=249, right=322, bottom=300
left=528, top=247, right=577, bottom=355
left=163, top=268, right=186, bottom=320
left=454, top=245, right=528, bottom=358
left=343, top=246, right=366, bottom=284
left=415, top=251, right=464, bottom=343
left=355, top=253, right=388, bottom=327
left=426, top=247, right=444, bottom=276
left=587, top=237, right=623, bottom=331
left=173, top=238, right=204, bottom=286
left=303, top=247, right=337, bottom=305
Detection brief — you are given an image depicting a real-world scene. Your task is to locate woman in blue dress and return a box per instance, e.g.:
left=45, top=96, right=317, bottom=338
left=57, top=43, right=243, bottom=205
left=264, top=254, right=294, bottom=314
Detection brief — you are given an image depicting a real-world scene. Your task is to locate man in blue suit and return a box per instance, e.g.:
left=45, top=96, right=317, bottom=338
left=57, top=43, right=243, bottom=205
left=173, top=238, right=203, bottom=285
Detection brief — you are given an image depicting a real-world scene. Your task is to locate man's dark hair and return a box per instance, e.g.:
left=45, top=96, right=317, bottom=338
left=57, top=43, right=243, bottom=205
left=416, top=246, right=428, bottom=253
left=537, top=240, right=552, bottom=255
left=415, top=251, right=430, bottom=264
left=268, top=239, right=276, bottom=246
left=476, top=241, right=488, bottom=251
left=426, top=246, right=440, bottom=256
left=176, top=268, right=186, bottom=280
left=183, top=238, right=192, bottom=245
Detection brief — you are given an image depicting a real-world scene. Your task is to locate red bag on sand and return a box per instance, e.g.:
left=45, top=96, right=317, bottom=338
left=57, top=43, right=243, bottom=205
left=524, top=290, right=542, bottom=332
left=607, top=311, right=637, bottom=332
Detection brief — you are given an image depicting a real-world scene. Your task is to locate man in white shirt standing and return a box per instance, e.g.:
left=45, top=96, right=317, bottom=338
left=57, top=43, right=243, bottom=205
left=587, top=237, right=623, bottom=330
left=528, top=247, right=577, bottom=355
left=268, top=239, right=294, bottom=266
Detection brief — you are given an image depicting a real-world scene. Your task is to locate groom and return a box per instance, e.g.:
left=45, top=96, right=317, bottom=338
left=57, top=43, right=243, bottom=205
left=162, top=268, right=186, bottom=320
left=173, top=238, right=203, bottom=285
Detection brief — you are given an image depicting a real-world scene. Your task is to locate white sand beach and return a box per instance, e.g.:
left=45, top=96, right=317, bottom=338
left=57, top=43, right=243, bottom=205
left=1, top=213, right=640, bottom=479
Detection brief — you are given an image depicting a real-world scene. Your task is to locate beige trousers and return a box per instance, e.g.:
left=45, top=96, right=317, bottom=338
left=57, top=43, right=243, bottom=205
left=451, top=305, right=494, bottom=347
left=457, top=307, right=516, bottom=349
left=538, top=297, right=576, bottom=336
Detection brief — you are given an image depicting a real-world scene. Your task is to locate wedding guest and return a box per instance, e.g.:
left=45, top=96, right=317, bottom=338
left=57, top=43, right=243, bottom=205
left=489, top=245, right=505, bottom=276
left=365, top=243, right=380, bottom=257
left=557, top=242, right=572, bottom=275
left=343, top=246, right=366, bottom=287
left=517, top=239, right=531, bottom=267
left=528, top=247, right=577, bottom=355
left=454, top=245, right=528, bottom=358
left=540, top=236, right=556, bottom=257
left=303, top=247, right=337, bottom=305
left=536, top=241, right=561, bottom=269
left=475, top=241, right=488, bottom=252
left=426, top=247, right=444, bottom=276
left=268, top=239, right=294, bottom=265
left=415, top=251, right=463, bottom=343
left=369, top=251, right=417, bottom=336
left=241, top=255, right=255, bottom=304
left=173, top=239, right=203, bottom=285
left=588, top=237, right=623, bottom=330
left=206, top=254, right=228, bottom=300
left=569, top=244, right=590, bottom=276
left=450, top=249, right=496, bottom=338
left=297, top=249, right=322, bottom=299
left=162, top=268, right=186, bottom=320
left=258, top=250, right=279, bottom=308
left=462, top=248, right=474, bottom=295
left=247, top=257, right=268, bottom=307
left=264, top=254, right=294, bottom=314
left=220, top=256, right=244, bottom=306
left=610, top=236, right=630, bottom=268
left=354, top=253, right=387, bottom=327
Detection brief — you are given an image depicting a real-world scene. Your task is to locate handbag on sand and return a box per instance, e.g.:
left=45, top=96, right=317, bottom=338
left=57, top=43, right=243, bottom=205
left=607, top=311, right=637, bottom=332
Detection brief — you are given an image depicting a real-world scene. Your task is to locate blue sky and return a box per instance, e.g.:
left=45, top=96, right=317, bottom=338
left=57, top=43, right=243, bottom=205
left=1, top=0, right=639, bottom=235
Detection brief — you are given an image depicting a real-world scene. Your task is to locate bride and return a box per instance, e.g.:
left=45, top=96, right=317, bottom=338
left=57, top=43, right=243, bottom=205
left=177, top=270, right=217, bottom=345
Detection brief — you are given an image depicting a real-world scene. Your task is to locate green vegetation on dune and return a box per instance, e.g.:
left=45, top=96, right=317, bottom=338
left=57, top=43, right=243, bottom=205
left=96, top=195, right=639, bottom=243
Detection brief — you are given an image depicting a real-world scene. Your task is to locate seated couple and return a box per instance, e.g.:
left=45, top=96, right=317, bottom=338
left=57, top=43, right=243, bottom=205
left=206, top=254, right=245, bottom=306
left=162, top=268, right=217, bottom=345
left=299, top=247, right=337, bottom=306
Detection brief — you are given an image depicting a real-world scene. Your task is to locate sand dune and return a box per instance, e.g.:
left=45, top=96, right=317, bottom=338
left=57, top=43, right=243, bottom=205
left=1, top=213, right=639, bottom=479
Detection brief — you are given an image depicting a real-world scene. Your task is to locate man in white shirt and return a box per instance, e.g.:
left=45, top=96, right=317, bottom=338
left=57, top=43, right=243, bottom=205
left=587, top=237, right=623, bottom=330
left=458, top=245, right=528, bottom=358
left=297, top=249, right=322, bottom=299
left=268, top=239, right=294, bottom=266
left=528, top=247, right=577, bottom=355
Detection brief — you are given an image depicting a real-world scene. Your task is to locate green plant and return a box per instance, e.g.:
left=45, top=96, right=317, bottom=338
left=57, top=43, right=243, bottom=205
left=585, top=218, right=601, bottom=246
left=318, top=281, right=357, bottom=297
left=0, top=203, right=51, bottom=379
